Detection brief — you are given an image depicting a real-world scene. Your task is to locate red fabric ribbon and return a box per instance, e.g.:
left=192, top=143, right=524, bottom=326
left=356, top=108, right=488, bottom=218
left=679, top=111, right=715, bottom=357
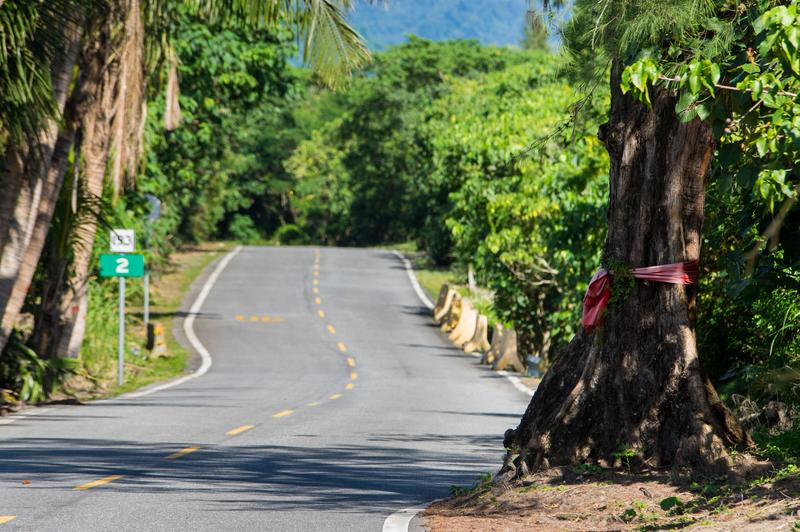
left=581, top=259, right=700, bottom=330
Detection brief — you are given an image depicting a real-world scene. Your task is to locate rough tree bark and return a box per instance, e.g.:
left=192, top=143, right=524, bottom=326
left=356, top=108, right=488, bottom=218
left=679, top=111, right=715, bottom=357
left=500, top=62, right=752, bottom=478
left=0, top=20, right=83, bottom=353
left=34, top=0, right=145, bottom=359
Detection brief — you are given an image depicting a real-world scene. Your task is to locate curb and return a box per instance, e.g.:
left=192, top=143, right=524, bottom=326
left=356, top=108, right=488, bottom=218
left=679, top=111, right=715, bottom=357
left=392, top=250, right=536, bottom=397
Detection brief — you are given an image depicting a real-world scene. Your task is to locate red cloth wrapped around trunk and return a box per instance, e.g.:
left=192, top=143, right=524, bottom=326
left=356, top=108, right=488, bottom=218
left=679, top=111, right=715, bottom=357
left=581, top=260, right=699, bottom=330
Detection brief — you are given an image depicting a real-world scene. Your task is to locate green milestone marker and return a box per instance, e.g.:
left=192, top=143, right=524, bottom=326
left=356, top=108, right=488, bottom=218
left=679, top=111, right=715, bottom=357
left=100, top=253, right=145, bottom=278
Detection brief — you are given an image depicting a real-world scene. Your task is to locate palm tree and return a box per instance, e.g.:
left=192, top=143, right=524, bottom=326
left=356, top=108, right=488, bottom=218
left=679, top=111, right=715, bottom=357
left=0, top=0, right=371, bottom=357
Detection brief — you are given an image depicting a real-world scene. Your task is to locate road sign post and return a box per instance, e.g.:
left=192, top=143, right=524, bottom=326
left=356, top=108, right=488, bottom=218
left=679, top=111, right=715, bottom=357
left=101, top=248, right=144, bottom=385
left=118, top=277, right=125, bottom=385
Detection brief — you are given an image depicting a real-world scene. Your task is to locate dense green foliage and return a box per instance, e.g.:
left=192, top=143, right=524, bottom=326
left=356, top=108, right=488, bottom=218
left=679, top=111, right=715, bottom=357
left=284, top=41, right=612, bottom=358
left=142, top=14, right=299, bottom=247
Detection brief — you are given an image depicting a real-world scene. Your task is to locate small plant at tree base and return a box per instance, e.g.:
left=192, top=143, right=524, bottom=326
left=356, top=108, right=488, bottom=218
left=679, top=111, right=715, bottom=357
left=660, top=496, right=687, bottom=516
left=612, top=446, right=637, bottom=471
left=574, top=462, right=604, bottom=476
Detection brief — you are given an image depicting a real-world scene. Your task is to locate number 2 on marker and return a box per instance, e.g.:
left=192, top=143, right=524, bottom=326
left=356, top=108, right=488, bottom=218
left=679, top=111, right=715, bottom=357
left=116, top=257, right=129, bottom=274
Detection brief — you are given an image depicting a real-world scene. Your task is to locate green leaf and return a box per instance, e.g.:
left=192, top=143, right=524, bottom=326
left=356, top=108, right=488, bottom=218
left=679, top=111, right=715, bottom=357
left=689, top=72, right=701, bottom=94
left=675, top=90, right=697, bottom=115
left=742, top=63, right=760, bottom=74
left=737, top=166, right=758, bottom=189
left=756, top=136, right=768, bottom=157
left=659, top=496, right=683, bottom=511
left=696, top=102, right=712, bottom=121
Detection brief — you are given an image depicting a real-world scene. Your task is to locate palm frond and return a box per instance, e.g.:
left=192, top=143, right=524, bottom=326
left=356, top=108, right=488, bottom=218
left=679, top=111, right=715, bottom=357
left=298, top=0, right=370, bottom=86
left=177, top=0, right=371, bottom=86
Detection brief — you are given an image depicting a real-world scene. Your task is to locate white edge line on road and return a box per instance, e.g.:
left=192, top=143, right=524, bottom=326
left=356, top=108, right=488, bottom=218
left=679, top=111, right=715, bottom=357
left=497, top=370, right=535, bottom=397
left=392, top=250, right=434, bottom=310
left=121, top=246, right=243, bottom=399
left=382, top=507, right=427, bottom=532
left=393, top=249, right=535, bottom=397
left=388, top=251, right=535, bottom=530
left=0, top=407, right=53, bottom=425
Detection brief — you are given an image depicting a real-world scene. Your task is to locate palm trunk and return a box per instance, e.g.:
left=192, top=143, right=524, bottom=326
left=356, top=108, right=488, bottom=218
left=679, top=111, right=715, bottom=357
left=501, top=62, right=751, bottom=478
left=0, top=21, right=83, bottom=353
left=36, top=0, right=145, bottom=359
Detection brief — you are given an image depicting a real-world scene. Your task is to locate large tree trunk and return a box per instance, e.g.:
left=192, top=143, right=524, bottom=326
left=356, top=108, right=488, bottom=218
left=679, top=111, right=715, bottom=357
left=500, top=62, right=751, bottom=478
left=34, top=0, right=145, bottom=359
left=0, top=21, right=83, bottom=353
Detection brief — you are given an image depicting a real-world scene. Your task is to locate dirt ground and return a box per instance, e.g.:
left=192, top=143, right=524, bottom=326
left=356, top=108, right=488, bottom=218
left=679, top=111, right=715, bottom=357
left=424, top=464, right=800, bottom=531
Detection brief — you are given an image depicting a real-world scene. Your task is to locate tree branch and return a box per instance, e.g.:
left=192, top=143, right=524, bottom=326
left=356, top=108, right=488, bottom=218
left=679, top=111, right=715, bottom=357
left=659, top=75, right=798, bottom=98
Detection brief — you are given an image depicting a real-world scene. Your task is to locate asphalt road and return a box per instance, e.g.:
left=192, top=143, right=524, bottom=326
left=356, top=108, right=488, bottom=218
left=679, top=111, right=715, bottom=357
left=0, top=247, right=529, bottom=531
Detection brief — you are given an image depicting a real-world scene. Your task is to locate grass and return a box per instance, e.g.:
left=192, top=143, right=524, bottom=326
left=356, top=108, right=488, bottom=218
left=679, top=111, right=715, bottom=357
left=66, top=242, right=233, bottom=399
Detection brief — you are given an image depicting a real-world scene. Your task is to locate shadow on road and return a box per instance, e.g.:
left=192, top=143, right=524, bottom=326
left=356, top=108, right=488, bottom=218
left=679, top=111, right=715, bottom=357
left=0, top=436, right=498, bottom=513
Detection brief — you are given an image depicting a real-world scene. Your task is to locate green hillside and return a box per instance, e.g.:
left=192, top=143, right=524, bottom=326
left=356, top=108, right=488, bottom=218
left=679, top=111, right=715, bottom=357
left=349, top=0, right=529, bottom=50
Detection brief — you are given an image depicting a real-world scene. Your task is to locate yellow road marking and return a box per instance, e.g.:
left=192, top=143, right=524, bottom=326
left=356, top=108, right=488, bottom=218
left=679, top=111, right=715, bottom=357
left=312, top=287, right=320, bottom=294
left=313, top=279, right=319, bottom=286
left=165, top=446, right=200, bottom=460
left=272, top=410, right=294, bottom=418
left=337, top=342, right=347, bottom=353
left=307, top=401, right=321, bottom=407
left=330, top=393, right=342, bottom=400
left=318, top=310, right=325, bottom=318
left=315, top=297, right=322, bottom=305
left=313, top=270, right=319, bottom=277
left=226, top=424, right=255, bottom=436
left=347, top=357, right=356, bottom=368
left=250, top=315, right=259, bottom=322
left=235, top=315, right=245, bottom=321
left=350, top=372, right=358, bottom=380
left=327, top=325, right=336, bottom=334
left=346, top=383, right=355, bottom=390
left=75, top=475, right=124, bottom=491
left=0, top=517, right=16, bottom=525
left=262, top=315, right=285, bottom=323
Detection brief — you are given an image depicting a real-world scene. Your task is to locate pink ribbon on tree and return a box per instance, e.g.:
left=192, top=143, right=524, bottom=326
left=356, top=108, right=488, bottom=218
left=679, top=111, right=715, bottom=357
left=581, top=259, right=700, bottom=330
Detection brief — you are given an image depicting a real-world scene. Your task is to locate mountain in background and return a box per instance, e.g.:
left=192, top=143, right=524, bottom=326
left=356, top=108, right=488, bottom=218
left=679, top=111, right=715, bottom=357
left=349, top=0, right=529, bottom=50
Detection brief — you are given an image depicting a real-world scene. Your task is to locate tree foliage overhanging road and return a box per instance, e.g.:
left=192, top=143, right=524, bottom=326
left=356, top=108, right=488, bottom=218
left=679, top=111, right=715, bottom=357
left=1, top=0, right=799, bottom=484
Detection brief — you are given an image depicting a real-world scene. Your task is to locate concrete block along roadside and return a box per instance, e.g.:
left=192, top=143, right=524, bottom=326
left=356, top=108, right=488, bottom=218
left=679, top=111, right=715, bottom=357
left=432, top=284, right=456, bottom=323
left=440, top=295, right=461, bottom=332
left=448, top=299, right=478, bottom=347
left=463, top=314, right=490, bottom=353
left=491, top=328, right=524, bottom=373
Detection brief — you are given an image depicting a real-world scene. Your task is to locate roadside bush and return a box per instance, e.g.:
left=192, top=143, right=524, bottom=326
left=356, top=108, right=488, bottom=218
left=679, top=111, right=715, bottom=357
left=0, top=330, right=77, bottom=403
left=273, top=224, right=308, bottom=245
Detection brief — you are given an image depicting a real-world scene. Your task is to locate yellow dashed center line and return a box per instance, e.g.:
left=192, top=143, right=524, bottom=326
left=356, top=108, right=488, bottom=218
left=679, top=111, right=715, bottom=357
left=165, top=446, right=200, bottom=460
left=250, top=316, right=259, bottom=322
left=330, top=393, right=342, bottom=400
left=350, top=372, right=358, bottom=380
left=346, top=383, right=355, bottom=390
left=226, top=424, right=255, bottom=436
left=337, top=342, right=347, bottom=353
left=307, top=401, right=321, bottom=407
left=327, top=325, right=336, bottom=334
left=313, top=279, right=319, bottom=286
left=74, top=475, right=124, bottom=491
left=313, top=271, right=319, bottom=277
left=272, top=410, right=294, bottom=418
left=235, top=315, right=244, bottom=321
left=347, top=357, right=356, bottom=368
left=318, top=310, right=326, bottom=318
left=312, top=287, right=320, bottom=294
left=0, top=517, right=16, bottom=525
left=315, top=297, right=322, bottom=305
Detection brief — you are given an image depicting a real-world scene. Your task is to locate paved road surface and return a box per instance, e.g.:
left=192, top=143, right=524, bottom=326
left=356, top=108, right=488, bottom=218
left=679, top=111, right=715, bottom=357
left=0, top=247, right=529, bottom=531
